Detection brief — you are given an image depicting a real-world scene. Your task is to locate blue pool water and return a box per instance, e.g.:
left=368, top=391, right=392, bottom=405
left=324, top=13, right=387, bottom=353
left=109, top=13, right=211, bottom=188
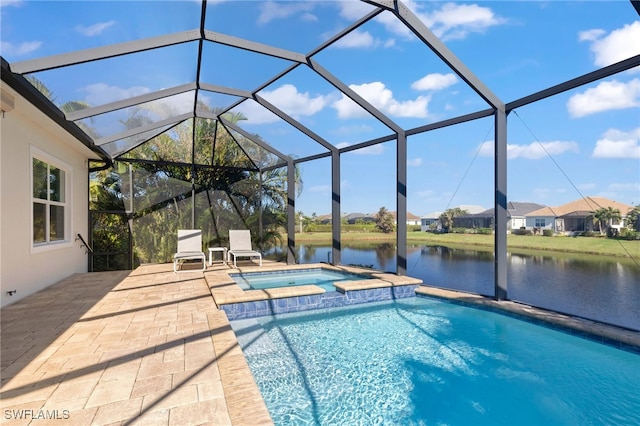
left=231, top=297, right=640, bottom=426
left=230, top=268, right=366, bottom=292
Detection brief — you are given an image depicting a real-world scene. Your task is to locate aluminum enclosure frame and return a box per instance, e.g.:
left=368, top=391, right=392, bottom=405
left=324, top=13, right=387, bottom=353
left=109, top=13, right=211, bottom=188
left=2, top=0, right=639, bottom=301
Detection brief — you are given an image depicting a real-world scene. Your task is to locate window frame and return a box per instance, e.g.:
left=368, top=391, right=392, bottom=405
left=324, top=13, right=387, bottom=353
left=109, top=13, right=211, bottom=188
left=534, top=218, right=546, bottom=228
left=30, top=146, right=73, bottom=253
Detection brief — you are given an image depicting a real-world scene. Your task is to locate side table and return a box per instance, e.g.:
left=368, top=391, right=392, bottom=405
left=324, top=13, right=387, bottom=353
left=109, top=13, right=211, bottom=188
left=208, top=247, right=228, bottom=266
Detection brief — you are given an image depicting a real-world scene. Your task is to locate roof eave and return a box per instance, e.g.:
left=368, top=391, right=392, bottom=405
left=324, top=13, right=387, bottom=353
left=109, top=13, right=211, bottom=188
left=1, top=56, right=112, bottom=169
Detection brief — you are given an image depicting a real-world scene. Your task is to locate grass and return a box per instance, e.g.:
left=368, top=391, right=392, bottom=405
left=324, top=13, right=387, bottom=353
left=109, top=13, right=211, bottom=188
left=293, top=231, right=640, bottom=259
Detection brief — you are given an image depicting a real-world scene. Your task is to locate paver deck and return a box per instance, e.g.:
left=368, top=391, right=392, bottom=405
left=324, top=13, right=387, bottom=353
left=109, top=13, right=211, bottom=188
left=1, top=263, right=271, bottom=426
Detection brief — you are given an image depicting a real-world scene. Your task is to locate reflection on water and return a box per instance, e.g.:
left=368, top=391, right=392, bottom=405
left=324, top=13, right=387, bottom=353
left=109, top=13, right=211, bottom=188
left=270, top=243, right=640, bottom=331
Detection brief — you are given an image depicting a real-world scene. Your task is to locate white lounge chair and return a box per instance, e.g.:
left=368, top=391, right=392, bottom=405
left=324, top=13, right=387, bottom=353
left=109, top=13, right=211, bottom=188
left=228, top=230, right=262, bottom=268
left=173, top=229, right=206, bottom=273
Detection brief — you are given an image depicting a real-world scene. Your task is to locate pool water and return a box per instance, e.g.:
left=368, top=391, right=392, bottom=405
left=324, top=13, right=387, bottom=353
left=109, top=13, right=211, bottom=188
left=231, top=297, right=640, bottom=426
left=230, top=268, right=366, bottom=292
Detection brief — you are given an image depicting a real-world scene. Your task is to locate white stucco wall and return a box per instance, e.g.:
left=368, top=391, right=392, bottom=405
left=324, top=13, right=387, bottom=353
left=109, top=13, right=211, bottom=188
left=0, top=85, right=97, bottom=307
left=525, top=216, right=555, bottom=231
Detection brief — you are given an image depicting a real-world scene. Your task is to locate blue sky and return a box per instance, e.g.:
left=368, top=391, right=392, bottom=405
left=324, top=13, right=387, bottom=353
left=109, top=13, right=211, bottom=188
left=2, top=0, right=639, bottom=218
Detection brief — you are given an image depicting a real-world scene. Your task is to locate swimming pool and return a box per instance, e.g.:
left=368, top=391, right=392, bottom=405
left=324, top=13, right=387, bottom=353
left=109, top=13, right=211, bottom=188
left=231, top=297, right=640, bottom=425
left=230, top=268, right=366, bottom=292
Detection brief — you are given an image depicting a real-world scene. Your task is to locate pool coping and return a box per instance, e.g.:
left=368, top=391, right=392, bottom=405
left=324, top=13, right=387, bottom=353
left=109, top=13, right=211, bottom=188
left=415, top=286, right=640, bottom=353
left=204, top=263, right=640, bottom=352
left=205, top=263, right=423, bottom=306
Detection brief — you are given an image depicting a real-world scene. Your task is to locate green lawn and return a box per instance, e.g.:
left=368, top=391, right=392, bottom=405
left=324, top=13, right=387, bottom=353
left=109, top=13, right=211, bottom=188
left=292, top=231, right=640, bottom=259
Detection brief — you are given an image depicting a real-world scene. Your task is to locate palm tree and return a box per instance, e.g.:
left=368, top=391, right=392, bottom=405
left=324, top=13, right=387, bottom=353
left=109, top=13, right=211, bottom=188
left=592, top=207, right=622, bottom=236
left=439, top=207, right=468, bottom=233
left=626, top=205, right=640, bottom=232
left=26, top=76, right=99, bottom=138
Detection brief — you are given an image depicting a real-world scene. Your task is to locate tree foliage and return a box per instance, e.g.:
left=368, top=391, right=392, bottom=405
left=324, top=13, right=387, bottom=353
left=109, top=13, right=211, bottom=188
left=439, top=208, right=468, bottom=233
left=626, top=205, right=640, bottom=232
left=592, top=207, right=622, bottom=236
left=375, top=207, right=395, bottom=233
left=90, top=103, right=302, bottom=267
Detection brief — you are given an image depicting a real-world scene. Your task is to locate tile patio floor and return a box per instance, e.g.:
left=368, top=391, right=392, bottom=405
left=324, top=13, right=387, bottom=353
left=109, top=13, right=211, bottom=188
left=1, top=263, right=272, bottom=426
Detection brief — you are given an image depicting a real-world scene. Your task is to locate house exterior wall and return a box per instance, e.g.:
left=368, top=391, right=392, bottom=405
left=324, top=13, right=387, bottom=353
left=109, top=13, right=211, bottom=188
left=511, top=217, right=526, bottom=229
left=0, top=85, right=94, bottom=308
left=525, top=216, right=555, bottom=231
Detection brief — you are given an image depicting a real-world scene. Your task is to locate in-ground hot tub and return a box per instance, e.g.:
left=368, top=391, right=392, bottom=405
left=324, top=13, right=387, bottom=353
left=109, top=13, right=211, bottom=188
left=230, top=267, right=366, bottom=292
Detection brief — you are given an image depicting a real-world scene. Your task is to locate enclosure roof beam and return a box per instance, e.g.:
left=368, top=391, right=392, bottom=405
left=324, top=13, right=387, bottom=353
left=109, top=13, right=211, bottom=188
left=204, top=30, right=307, bottom=63
left=95, top=113, right=192, bottom=146
left=365, top=0, right=504, bottom=110
left=338, top=134, right=397, bottom=154
left=66, top=83, right=198, bottom=121
left=219, top=117, right=291, bottom=162
left=406, top=108, right=495, bottom=137
left=199, top=83, right=252, bottom=99
left=306, top=6, right=385, bottom=57
left=506, top=54, right=640, bottom=112
left=253, top=94, right=337, bottom=153
left=1, top=56, right=111, bottom=164
left=308, top=57, right=402, bottom=134
left=120, top=157, right=258, bottom=173
left=10, top=30, right=201, bottom=74
left=111, top=121, right=184, bottom=159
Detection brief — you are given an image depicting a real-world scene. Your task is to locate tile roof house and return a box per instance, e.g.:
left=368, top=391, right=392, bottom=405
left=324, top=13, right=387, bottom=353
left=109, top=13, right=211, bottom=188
left=420, top=211, right=443, bottom=231
left=390, top=211, right=422, bottom=226
left=525, top=196, right=634, bottom=234
left=453, top=202, right=546, bottom=230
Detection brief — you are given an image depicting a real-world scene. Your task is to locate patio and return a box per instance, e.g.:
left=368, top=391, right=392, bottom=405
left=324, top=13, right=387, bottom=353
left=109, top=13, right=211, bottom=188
left=0, top=263, right=271, bottom=426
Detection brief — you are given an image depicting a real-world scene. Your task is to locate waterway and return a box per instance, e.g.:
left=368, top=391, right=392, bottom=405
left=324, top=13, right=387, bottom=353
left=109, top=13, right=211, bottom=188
left=269, top=243, right=640, bottom=331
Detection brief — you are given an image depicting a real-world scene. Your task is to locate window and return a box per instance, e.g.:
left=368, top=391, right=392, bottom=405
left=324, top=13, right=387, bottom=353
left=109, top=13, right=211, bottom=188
left=32, top=149, right=71, bottom=248
left=535, top=218, right=546, bottom=228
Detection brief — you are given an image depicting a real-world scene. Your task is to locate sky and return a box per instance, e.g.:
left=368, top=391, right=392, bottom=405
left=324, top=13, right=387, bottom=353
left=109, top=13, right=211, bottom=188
left=1, top=0, right=639, bottom=218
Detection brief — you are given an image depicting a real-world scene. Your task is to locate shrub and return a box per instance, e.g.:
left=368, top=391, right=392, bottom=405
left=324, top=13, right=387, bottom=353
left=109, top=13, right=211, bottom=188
left=476, top=228, right=493, bottom=234
left=617, top=229, right=639, bottom=240
left=542, top=229, right=554, bottom=237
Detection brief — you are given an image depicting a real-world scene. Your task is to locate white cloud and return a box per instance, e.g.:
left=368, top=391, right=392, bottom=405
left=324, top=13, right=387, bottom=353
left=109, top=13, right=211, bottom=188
left=257, top=1, right=315, bottom=24
left=236, top=84, right=329, bottom=124
left=0, top=40, right=41, bottom=56
left=301, top=13, right=317, bottom=22
left=427, top=2, right=506, bottom=41
left=76, top=21, right=115, bottom=37
left=592, top=128, right=640, bottom=159
left=479, top=140, right=579, bottom=160
left=334, top=30, right=375, bottom=48
left=260, top=84, right=328, bottom=117
left=408, top=157, right=422, bottom=167
left=337, top=0, right=376, bottom=21
left=375, top=1, right=505, bottom=42
left=234, top=99, right=281, bottom=125
left=578, top=29, right=605, bottom=42
left=81, top=83, right=150, bottom=105
left=411, top=73, right=458, bottom=91
left=332, top=81, right=430, bottom=119
left=580, top=21, right=640, bottom=68
left=567, top=79, right=640, bottom=117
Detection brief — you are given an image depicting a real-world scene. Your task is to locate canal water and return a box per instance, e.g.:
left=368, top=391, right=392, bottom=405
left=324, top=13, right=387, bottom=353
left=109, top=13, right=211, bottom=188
left=271, top=243, right=640, bottom=331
